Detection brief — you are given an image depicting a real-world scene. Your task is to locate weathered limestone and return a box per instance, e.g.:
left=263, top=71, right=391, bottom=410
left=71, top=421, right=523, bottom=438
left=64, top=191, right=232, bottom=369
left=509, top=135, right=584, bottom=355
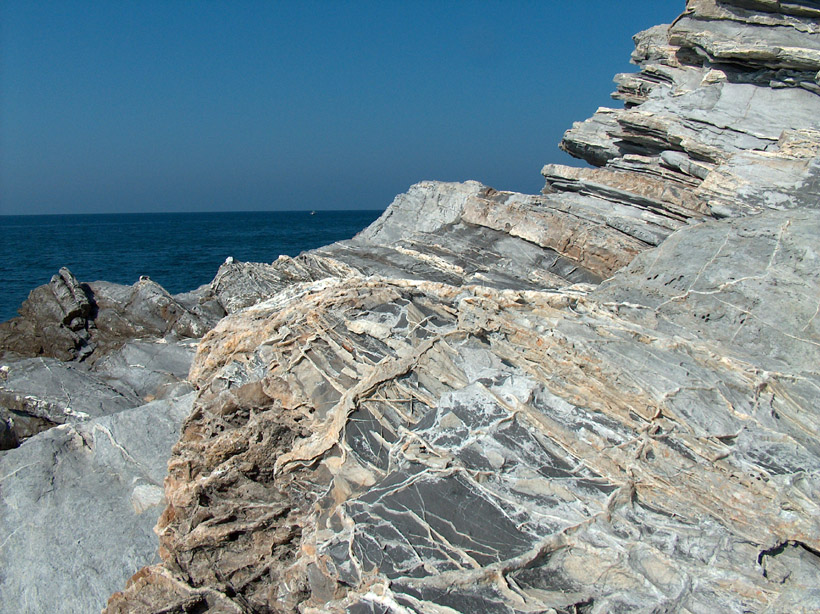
left=1, top=0, right=819, bottom=613
left=559, top=0, right=820, bottom=224
left=105, top=208, right=820, bottom=612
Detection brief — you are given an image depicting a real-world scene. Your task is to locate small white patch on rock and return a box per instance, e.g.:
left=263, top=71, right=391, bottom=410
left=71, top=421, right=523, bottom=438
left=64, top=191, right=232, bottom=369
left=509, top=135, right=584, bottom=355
left=346, top=319, right=392, bottom=340
left=131, top=484, right=165, bottom=514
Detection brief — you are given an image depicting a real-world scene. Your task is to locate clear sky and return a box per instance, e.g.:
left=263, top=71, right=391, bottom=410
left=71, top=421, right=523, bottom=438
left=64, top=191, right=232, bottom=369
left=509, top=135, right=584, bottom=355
left=0, top=1, right=683, bottom=215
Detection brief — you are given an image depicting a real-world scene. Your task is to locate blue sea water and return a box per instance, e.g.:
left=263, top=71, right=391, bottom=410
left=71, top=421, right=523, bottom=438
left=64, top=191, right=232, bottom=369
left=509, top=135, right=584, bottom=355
left=0, top=210, right=383, bottom=323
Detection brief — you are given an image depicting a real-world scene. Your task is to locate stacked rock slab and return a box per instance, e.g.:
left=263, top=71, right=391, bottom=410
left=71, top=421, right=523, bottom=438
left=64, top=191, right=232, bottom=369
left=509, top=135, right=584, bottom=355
left=558, top=0, right=820, bottom=220
left=98, top=2, right=820, bottom=614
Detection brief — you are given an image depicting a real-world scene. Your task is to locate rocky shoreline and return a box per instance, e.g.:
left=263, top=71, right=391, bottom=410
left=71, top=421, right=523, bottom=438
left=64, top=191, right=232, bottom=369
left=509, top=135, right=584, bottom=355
left=2, top=1, right=819, bottom=612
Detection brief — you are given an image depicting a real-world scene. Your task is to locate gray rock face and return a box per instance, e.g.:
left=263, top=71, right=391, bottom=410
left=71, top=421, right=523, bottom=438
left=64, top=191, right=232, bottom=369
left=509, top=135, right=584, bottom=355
left=94, top=339, right=199, bottom=402
left=695, top=129, right=820, bottom=216
left=0, top=393, right=194, bottom=614
left=1, top=1, right=819, bottom=613
left=0, top=357, right=140, bottom=449
left=0, top=271, right=222, bottom=364
left=594, top=208, right=820, bottom=373
left=107, top=215, right=820, bottom=611
left=355, top=180, right=486, bottom=245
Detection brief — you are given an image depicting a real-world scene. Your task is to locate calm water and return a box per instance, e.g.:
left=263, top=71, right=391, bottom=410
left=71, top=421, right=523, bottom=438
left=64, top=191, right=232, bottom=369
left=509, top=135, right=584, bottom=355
left=0, top=210, right=382, bottom=323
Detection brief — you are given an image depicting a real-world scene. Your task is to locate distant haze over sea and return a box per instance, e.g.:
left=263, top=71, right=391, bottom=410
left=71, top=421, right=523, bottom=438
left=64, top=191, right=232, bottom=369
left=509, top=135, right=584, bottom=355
left=0, top=210, right=382, bottom=322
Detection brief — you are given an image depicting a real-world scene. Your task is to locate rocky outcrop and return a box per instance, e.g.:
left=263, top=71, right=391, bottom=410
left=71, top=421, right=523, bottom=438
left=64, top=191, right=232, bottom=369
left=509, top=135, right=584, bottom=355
left=0, top=357, right=140, bottom=449
left=0, top=394, right=194, bottom=614
left=0, top=268, right=223, bottom=363
left=558, top=0, right=820, bottom=220
left=101, top=1, right=820, bottom=613
left=0, top=275, right=210, bottom=612
left=104, top=206, right=820, bottom=614
left=0, top=268, right=97, bottom=361
left=0, top=270, right=221, bottom=448
left=2, top=1, right=820, bottom=613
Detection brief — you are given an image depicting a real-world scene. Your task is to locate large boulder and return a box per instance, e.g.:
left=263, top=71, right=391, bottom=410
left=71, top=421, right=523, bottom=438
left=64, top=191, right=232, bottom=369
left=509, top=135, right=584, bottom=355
left=0, top=268, right=96, bottom=361
left=0, top=393, right=195, bottom=614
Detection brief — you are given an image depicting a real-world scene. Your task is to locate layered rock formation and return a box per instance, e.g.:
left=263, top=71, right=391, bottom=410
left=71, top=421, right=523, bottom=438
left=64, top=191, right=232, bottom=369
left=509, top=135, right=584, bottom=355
left=2, top=1, right=820, bottom=613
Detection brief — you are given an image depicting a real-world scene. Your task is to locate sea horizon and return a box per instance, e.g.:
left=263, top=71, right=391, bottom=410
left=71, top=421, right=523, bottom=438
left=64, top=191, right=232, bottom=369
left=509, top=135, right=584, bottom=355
left=0, top=207, right=383, bottom=219
left=0, top=209, right=383, bottom=323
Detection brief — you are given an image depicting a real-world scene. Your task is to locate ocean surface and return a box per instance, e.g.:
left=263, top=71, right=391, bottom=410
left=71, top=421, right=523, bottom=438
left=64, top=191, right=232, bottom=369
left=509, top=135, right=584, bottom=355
left=0, top=210, right=383, bottom=323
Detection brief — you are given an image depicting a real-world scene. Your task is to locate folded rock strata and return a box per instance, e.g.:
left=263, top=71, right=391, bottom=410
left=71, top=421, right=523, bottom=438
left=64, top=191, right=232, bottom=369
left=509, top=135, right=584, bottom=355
left=106, top=208, right=820, bottom=613
left=1, top=0, right=819, bottom=613
left=561, top=0, right=820, bottom=220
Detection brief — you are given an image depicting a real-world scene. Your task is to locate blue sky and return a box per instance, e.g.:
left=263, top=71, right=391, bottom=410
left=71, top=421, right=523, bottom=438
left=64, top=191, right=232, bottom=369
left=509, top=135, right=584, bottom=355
left=0, top=1, right=683, bottom=215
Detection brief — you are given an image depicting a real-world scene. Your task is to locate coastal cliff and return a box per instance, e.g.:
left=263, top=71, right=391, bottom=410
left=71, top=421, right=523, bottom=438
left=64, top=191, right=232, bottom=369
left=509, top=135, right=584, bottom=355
left=1, top=1, right=819, bottom=612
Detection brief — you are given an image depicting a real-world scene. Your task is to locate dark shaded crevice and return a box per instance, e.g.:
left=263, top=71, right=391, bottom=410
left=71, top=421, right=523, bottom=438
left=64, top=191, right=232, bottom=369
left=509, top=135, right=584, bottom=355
left=758, top=540, right=820, bottom=566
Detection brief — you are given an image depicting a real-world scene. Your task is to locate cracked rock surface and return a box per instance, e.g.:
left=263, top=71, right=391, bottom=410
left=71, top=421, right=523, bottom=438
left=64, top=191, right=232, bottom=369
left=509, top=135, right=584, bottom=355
left=0, top=393, right=194, bottom=614
left=101, top=2, right=820, bottom=612
left=2, top=0, right=820, bottom=613
left=106, top=212, right=820, bottom=612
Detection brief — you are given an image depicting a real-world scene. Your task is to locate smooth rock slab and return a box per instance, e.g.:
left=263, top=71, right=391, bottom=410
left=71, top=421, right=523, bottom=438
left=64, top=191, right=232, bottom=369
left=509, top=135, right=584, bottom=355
left=0, top=393, right=194, bottom=614
left=0, top=357, right=141, bottom=447
left=594, top=208, right=820, bottom=373
left=94, top=338, right=198, bottom=401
